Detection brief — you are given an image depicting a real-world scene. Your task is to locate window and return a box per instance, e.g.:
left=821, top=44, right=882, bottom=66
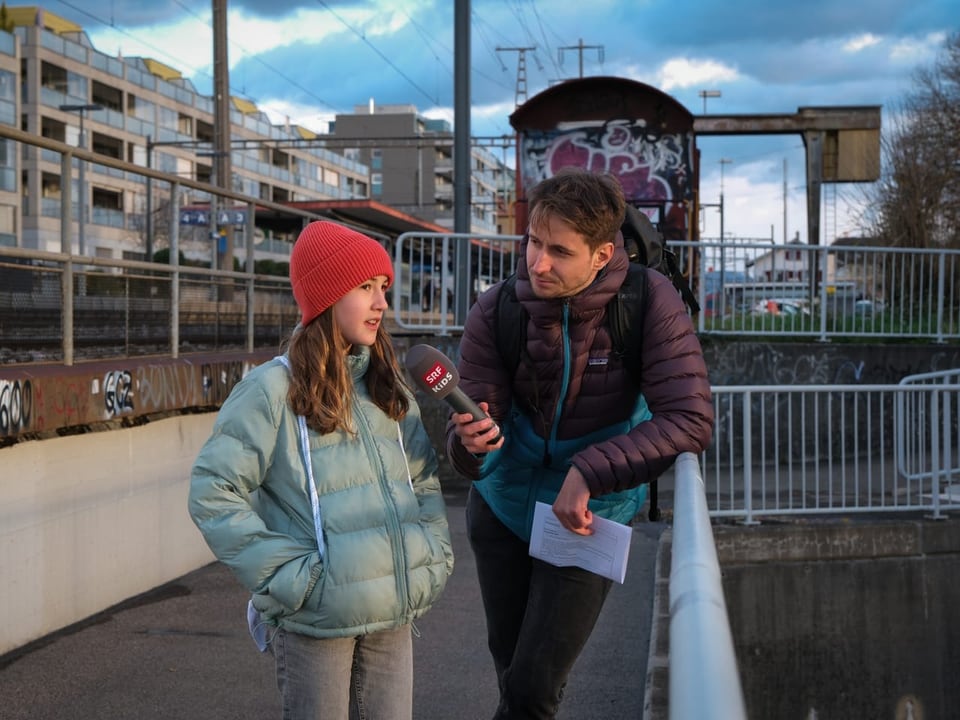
left=0, top=203, right=15, bottom=246
left=127, top=94, right=155, bottom=122
left=0, top=139, right=14, bottom=191
left=0, top=68, right=15, bottom=104
left=157, top=106, right=177, bottom=131
left=127, top=143, right=146, bottom=166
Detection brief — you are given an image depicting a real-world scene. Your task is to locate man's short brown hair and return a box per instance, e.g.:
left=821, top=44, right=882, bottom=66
left=527, top=168, right=626, bottom=252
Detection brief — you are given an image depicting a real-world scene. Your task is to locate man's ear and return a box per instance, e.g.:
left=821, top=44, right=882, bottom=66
left=593, top=242, right=614, bottom=270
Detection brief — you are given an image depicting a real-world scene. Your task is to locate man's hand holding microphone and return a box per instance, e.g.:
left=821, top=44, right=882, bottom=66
left=405, top=344, right=593, bottom=534
left=450, top=400, right=503, bottom=454
left=404, top=344, right=504, bottom=454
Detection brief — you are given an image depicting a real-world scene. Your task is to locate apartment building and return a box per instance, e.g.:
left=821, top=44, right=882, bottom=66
left=10, top=6, right=370, bottom=262
left=0, top=28, right=18, bottom=248
left=331, top=103, right=514, bottom=235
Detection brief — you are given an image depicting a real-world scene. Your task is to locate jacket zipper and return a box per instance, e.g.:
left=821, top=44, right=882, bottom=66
left=543, top=301, right=572, bottom=467
left=354, top=394, right=410, bottom=621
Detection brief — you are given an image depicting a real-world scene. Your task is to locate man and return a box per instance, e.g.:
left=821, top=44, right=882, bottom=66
left=446, top=167, right=714, bottom=719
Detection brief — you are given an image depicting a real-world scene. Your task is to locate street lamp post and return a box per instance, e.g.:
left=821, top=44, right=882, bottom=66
left=719, top=158, right=733, bottom=317
left=146, top=135, right=153, bottom=262
left=59, top=103, right=103, bottom=256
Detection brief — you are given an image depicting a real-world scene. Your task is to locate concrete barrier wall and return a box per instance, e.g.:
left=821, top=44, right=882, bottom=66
left=701, top=339, right=960, bottom=386
left=714, top=520, right=960, bottom=719
left=0, top=413, right=216, bottom=655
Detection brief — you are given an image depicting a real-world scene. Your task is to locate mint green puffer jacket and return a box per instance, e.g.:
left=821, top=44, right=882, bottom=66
left=188, top=349, right=453, bottom=639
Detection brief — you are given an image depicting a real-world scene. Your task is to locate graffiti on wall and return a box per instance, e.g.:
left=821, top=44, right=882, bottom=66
left=200, top=361, right=246, bottom=405
left=101, top=370, right=135, bottom=417
left=0, top=379, right=32, bottom=436
left=138, top=363, right=196, bottom=410
left=0, top=354, right=265, bottom=439
left=519, top=119, right=694, bottom=238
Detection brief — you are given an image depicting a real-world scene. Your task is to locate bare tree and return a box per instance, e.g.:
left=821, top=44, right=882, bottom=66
left=865, top=33, right=960, bottom=249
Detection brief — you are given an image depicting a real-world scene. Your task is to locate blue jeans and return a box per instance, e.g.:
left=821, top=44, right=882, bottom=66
left=272, top=625, right=412, bottom=720
left=466, top=487, right=613, bottom=720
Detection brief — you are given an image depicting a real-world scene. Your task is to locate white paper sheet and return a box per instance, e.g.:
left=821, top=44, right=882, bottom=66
left=528, top=501, right=632, bottom=584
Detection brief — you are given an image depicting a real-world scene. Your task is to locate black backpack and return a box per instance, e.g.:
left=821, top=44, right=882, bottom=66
left=619, top=204, right=699, bottom=314
left=493, top=207, right=691, bottom=522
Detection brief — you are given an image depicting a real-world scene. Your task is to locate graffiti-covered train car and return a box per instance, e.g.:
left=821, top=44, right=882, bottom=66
left=509, top=76, right=699, bottom=243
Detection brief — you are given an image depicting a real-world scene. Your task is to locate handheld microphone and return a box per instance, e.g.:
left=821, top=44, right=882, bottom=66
left=404, top=344, right=502, bottom=444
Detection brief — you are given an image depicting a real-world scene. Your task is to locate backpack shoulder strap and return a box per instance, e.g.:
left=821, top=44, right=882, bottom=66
left=607, top=264, right=648, bottom=381
left=494, top=273, right=523, bottom=374
left=660, top=248, right=701, bottom=314
left=494, top=273, right=540, bottom=415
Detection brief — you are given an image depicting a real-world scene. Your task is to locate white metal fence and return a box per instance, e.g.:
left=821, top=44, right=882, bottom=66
left=705, top=381, right=960, bottom=522
left=896, top=369, right=960, bottom=503
left=392, top=232, right=960, bottom=342
left=389, top=233, right=960, bottom=523
left=392, top=231, right=521, bottom=335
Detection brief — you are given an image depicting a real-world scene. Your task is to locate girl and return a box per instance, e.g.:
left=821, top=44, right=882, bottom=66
left=189, top=220, right=454, bottom=720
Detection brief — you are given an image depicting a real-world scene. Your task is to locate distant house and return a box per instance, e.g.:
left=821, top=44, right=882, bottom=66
left=746, top=238, right=836, bottom=284
left=830, top=235, right=888, bottom=301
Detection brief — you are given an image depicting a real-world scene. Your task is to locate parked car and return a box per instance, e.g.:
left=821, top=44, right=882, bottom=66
left=701, top=270, right=754, bottom=317
left=853, top=299, right=885, bottom=316
left=753, top=298, right=810, bottom=316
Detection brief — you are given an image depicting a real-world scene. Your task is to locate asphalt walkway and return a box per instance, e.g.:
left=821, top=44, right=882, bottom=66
left=0, top=486, right=663, bottom=720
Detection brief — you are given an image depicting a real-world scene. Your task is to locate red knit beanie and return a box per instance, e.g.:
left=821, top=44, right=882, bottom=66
left=290, top=221, right=394, bottom=326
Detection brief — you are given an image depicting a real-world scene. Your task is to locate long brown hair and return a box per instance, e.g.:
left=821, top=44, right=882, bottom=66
left=283, top=312, right=410, bottom=435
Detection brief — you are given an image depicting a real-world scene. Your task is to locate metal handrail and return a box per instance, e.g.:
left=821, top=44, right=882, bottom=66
left=669, top=452, right=747, bottom=720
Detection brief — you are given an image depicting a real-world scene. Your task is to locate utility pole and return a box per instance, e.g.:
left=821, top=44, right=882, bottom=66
left=212, top=0, right=233, bottom=279
left=698, top=89, right=721, bottom=115
left=558, top=38, right=603, bottom=79
left=496, top=46, right=536, bottom=106
left=453, top=0, right=471, bottom=324
left=783, top=158, right=788, bottom=244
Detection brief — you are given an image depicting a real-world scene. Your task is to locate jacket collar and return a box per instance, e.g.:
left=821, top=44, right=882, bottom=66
left=346, top=345, right=371, bottom=381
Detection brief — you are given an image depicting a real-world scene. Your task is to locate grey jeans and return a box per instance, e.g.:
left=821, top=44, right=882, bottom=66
left=273, top=625, right=413, bottom=720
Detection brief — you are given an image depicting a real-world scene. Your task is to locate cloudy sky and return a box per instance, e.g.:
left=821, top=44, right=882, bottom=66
left=49, top=0, right=956, bottom=242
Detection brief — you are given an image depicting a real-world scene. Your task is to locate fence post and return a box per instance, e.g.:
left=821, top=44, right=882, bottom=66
left=936, top=250, right=946, bottom=344
left=818, top=245, right=829, bottom=343
left=438, top=235, right=452, bottom=337
left=245, top=200, right=256, bottom=353
left=741, top=391, right=759, bottom=525
left=928, top=389, right=944, bottom=519
left=169, top=181, right=180, bottom=359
